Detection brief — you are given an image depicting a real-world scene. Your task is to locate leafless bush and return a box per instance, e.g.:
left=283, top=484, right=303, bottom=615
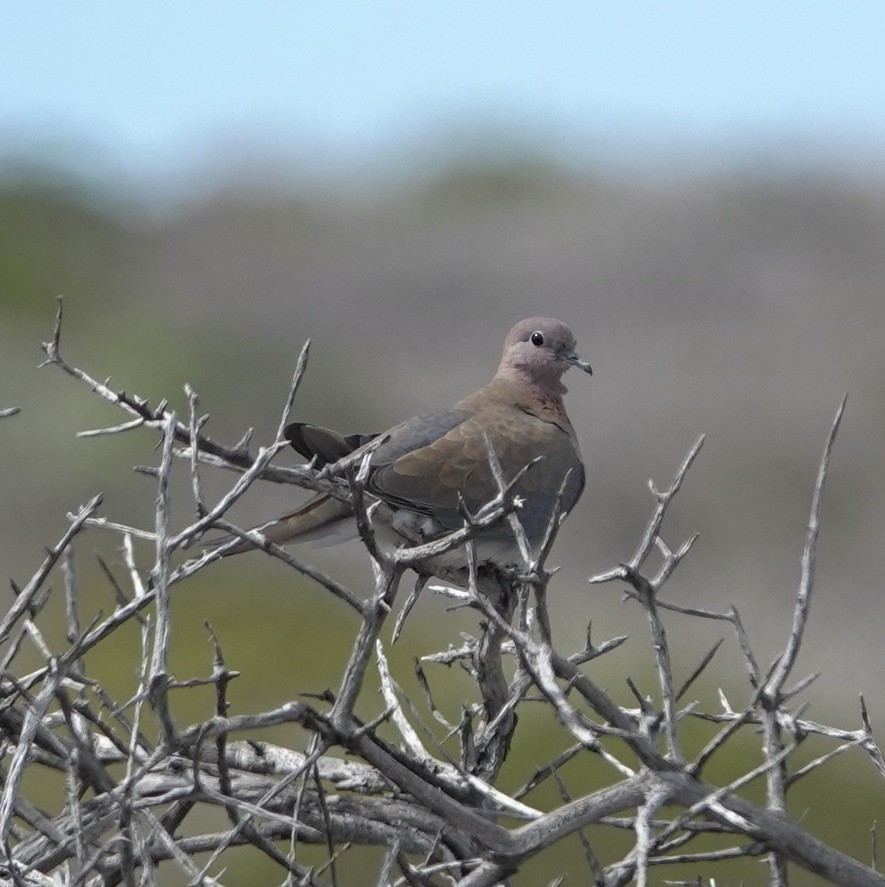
left=0, top=301, right=882, bottom=886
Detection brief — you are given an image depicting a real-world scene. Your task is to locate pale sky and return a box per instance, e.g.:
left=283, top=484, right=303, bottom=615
left=3, top=2, right=885, bottom=189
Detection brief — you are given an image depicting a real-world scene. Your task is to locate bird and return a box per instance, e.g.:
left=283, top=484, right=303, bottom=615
left=220, top=317, right=591, bottom=580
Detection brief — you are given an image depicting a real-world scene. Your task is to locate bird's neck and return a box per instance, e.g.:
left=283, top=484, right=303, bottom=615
left=484, top=373, right=569, bottom=418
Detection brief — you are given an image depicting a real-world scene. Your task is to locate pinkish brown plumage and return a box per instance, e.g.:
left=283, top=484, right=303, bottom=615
left=220, top=318, right=592, bottom=577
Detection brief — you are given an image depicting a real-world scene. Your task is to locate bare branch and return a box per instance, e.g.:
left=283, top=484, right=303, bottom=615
left=766, top=395, right=847, bottom=698
left=0, top=494, right=102, bottom=646
left=7, top=315, right=879, bottom=887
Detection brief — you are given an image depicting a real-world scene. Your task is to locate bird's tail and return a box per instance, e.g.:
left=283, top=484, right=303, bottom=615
left=206, top=493, right=355, bottom=556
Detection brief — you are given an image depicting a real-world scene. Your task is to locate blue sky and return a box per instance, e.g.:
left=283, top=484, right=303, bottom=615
left=3, top=2, right=885, bottom=189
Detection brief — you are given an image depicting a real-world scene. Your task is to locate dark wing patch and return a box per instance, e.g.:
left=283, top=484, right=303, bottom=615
left=285, top=422, right=380, bottom=467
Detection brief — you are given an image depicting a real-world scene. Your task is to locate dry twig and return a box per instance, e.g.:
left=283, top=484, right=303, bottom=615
left=0, top=310, right=880, bottom=886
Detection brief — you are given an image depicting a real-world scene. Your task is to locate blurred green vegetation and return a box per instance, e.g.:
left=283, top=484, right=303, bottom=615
left=2, top=158, right=884, bottom=884
left=0, top=182, right=131, bottom=319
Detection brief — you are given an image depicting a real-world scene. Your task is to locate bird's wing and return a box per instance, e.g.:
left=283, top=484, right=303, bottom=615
left=370, top=404, right=583, bottom=536
left=284, top=404, right=584, bottom=544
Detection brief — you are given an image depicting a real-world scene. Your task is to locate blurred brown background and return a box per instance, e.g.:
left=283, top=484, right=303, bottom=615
left=4, top=156, right=883, bottom=701
left=3, top=4, right=885, bottom=882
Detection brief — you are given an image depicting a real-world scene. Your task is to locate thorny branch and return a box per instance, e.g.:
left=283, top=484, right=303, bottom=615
left=0, top=307, right=881, bottom=886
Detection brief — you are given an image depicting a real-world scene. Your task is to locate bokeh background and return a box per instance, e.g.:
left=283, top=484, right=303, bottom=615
left=3, top=3, right=885, bottom=883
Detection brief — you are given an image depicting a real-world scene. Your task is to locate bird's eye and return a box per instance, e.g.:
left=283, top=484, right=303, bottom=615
left=530, top=331, right=544, bottom=347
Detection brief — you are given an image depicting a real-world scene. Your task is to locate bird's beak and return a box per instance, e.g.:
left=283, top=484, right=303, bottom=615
left=558, top=349, right=593, bottom=375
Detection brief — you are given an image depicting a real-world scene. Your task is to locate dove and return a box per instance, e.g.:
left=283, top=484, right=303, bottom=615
left=222, top=317, right=591, bottom=579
